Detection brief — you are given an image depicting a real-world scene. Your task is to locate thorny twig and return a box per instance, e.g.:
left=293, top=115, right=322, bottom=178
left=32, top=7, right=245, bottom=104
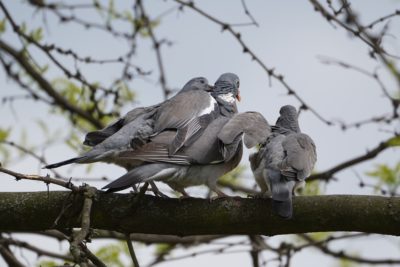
left=136, top=0, right=171, bottom=99
left=309, top=135, right=399, bottom=182
left=300, top=234, right=400, bottom=264
left=0, top=165, right=78, bottom=191
left=69, top=185, right=98, bottom=267
left=174, top=0, right=331, bottom=125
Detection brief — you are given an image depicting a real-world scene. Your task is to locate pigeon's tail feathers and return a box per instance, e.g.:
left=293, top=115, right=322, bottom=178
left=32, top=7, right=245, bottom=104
left=102, top=164, right=177, bottom=193
left=84, top=131, right=112, bottom=146
left=84, top=118, right=125, bottom=146
left=267, top=169, right=290, bottom=202
left=43, top=156, right=88, bottom=169
left=272, top=199, right=293, bottom=219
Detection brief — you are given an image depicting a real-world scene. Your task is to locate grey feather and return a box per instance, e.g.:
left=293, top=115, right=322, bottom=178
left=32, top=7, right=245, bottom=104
left=103, top=163, right=176, bottom=192
left=103, top=73, right=242, bottom=196
left=250, top=105, right=317, bottom=218
left=44, top=77, right=212, bottom=170
left=218, top=111, right=271, bottom=149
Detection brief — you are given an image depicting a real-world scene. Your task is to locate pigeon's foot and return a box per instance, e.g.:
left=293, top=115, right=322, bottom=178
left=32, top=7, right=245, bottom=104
left=209, top=189, right=230, bottom=202
left=178, top=189, right=192, bottom=199
left=150, top=182, right=169, bottom=198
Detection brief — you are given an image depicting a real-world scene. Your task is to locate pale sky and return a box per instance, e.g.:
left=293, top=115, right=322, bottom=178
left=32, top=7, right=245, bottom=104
left=0, top=1, right=399, bottom=266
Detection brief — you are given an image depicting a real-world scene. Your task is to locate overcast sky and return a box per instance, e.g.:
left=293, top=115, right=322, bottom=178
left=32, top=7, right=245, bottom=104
left=1, top=1, right=399, bottom=266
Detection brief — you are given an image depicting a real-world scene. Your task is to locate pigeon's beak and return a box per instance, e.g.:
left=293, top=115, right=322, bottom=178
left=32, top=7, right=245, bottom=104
left=207, top=85, right=214, bottom=92
left=236, top=90, right=241, bottom=102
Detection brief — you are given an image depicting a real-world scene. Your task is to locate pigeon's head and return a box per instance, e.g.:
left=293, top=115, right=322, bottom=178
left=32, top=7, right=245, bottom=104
left=276, top=105, right=300, bottom=132
left=279, top=105, right=297, bottom=117
left=180, top=77, right=212, bottom=93
left=212, top=73, right=241, bottom=102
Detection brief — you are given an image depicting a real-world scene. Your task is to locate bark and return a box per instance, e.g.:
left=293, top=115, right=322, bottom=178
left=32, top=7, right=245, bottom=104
left=0, top=191, right=399, bottom=236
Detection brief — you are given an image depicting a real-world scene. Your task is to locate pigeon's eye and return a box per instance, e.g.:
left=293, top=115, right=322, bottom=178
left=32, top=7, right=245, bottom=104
left=200, top=79, right=205, bottom=84
left=236, top=80, right=240, bottom=88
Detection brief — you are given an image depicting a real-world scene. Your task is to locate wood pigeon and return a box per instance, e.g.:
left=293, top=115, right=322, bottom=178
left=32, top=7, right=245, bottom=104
left=249, top=105, right=317, bottom=219
left=102, top=73, right=254, bottom=197
left=44, top=77, right=216, bottom=170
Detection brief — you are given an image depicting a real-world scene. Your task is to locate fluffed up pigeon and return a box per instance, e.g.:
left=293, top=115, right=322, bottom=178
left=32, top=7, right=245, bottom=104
left=44, top=77, right=216, bottom=170
left=249, top=105, right=317, bottom=219
left=102, top=73, right=249, bottom=197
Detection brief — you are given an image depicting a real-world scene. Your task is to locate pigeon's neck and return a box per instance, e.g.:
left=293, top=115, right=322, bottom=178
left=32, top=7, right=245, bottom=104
left=276, top=117, right=300, bottom=133
left=215, top=95, right=237, bottom=117
left=217, top=92, right=236, bottom=104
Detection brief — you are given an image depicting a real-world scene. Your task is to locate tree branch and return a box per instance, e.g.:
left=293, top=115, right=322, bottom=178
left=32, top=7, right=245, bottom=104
left=0, top=39, right=103, bottom=129
left=0, top=192, right=399, bottom=236
left=309, top=136, right=398, bottom=181
left=299, top=234, right=400, bottom=264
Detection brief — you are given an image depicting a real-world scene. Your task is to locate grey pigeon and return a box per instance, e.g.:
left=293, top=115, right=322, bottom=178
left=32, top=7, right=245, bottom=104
left=102, top=73, right=244, bottom=197
left=44, top=77, right=216, bottom=170
left=218, top=111, right=271, bottom=161
left=249, top=105, right=317, bottom=219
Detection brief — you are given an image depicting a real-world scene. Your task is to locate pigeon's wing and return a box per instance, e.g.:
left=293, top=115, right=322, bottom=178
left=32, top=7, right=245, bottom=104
left=154, top=90, right=217, bottom=131
left=167, top=116, right=228, bottom=165
left=218, top=111, right=271, bottom=149
left=102, top=163, right=177, bottom=192
left=83, top=105, right=159, bottom=147
left=280, top=133, right=317, bottom=180
left=118, top=131, right=191, bottom=165
left=168, top=112, right=217, bottom=155
left=154, top=90, right=218, bottom=154
left=84, top=119, right=125, bottom=146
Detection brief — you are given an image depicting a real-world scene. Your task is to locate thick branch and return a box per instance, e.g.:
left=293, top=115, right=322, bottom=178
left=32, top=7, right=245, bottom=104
left=0, top=192, right=399, bottom=236
left=0, top=39, right=103, bottom=129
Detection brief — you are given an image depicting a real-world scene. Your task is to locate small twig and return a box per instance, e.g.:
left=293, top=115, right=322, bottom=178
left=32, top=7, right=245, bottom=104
left=82, top=246, right=107, bottom=267
left=174, top=0, right=331, bottom=125
left=0, top=236, right=73, bottom=262
left=249, top=236, right=260, bottom=267
left=0, top=165, right=78, bottom=191
left=69, top=185, right=96, bottom=266
left=300, top=234, right=400, bottom=264
left=240, top=0, right=259, bottom=27
left=0, top=234, right=26, bottom=267
left=309, top=135, right=398, bottom=181
left=126, top=234, right=140, bottom=267
left=136, top=0, right=170, bottom=99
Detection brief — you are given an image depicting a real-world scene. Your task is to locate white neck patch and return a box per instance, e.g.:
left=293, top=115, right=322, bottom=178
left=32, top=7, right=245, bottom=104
left=218, top=92, right=236, bottom=104
left=199, top=95, right=218, bottom=115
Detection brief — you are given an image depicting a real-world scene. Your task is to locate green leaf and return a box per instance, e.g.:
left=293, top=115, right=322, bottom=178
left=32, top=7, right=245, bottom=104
left=298, top=180, right=323, bottom=196
left=366, top=163, right=400, bottom=186
left=0, top=128, right=11, bottom=141
left=36, top=259, right=67, bottom=267
left=95, top=242, right=126, bottom=267
left=31, top=27, right=43, bottom=42
left=219, top=165, right=245, bottom=185
left=387, top=136, right=400, bottom=147
left=155, top=243, right=174, bottom=256
left=0, top=18, right=6, bottom=33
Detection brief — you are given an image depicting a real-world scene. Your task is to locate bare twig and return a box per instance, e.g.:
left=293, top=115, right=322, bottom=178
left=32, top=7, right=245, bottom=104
left=0, top=234, right=26, bottom=267
left=126, top=234, right=140, bottom=267
left=0, top=165, right=78, bottom=191
left=174, top=0, right=331, bottom=125
left=309, top=135, right=399, bottom=181
left=0, top=39, right=103, bottom=129
left=1, top=236, right=73, bottom=262
left=240, top=0, right=259, bottom=27
left=300, top=234, right=400, bottom=264
left=136, top=0, right=171, bottom=99
left=69, top=185, right=97, bottom=267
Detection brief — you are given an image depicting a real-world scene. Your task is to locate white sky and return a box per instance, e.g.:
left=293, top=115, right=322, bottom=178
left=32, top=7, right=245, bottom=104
left=0, top=0, right=399, bottom=266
